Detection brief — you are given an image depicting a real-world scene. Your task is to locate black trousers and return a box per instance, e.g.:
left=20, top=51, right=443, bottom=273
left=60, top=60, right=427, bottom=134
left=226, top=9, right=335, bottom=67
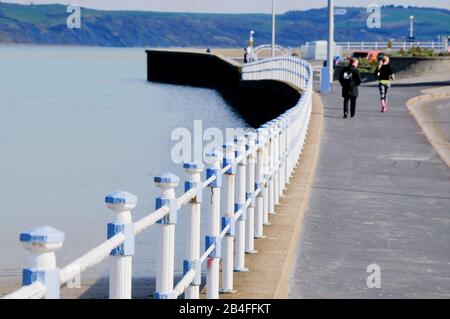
left=343, top=96, right=357, bottom=117
left=379, top=83, right=390, bottom=101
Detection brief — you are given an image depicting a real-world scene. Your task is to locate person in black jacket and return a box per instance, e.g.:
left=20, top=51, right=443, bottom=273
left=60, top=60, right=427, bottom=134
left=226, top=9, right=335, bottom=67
left=338, top=58, right=361, bottom=118
left=374, top=56, right=395, bottom=113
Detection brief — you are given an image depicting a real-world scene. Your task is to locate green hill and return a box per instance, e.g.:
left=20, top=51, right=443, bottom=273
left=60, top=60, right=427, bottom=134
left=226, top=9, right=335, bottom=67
left=0, top=3, right=448, bottom=47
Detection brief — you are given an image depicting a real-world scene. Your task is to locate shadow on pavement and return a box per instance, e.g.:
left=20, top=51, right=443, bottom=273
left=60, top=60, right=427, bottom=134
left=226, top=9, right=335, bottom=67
left=74, top=277, right=156, bottom=299
left=363, top=80, right=450, bottom=88
left=313, top=185, right=450, bottom=201
left=69, top=274, right=207, bottom=299
left=323, top=108, right=414, bottom=119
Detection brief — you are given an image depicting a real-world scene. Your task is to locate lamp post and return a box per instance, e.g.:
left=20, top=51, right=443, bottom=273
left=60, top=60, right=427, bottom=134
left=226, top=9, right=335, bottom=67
left=271, top=0, right=276, bottom=57
left=409, top=16, right=414, bottom=40
left=327, top=0, right=334, bottom=84
left=321, top=0, right=334, bottom=93
left=249, top=30, right=255, bottom=62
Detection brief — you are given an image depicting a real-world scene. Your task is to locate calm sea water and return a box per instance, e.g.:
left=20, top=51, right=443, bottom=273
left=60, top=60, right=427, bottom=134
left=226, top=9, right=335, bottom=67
left=0, top=45, right=246, bottom=282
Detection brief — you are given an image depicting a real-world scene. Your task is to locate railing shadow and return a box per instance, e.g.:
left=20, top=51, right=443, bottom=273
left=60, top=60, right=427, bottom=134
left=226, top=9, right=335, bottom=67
left=78, top=277, right=156, bottom=299
left=363, top=80, right=450, bottom=88
left=67, top=274, right=208, bottom=299
left=391, top=81, right=450, bottom=88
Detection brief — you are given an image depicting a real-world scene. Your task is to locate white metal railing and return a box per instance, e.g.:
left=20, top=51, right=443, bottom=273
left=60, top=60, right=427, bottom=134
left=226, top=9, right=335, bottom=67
left=2, top=55, right=313, bottom=300
left=334, top=41, right=445, bottom=51
left=242, top=55, right=311, bottom=92
left=253, top=44, right=288, bottom=57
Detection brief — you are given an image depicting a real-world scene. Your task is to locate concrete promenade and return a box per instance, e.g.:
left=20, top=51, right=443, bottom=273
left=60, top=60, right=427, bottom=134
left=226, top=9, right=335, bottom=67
left=288, top=79, right=450, bottom=298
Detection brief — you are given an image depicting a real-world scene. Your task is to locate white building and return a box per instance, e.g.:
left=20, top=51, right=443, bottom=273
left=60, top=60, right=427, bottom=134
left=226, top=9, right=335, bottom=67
left=301, top=41, right=342, bottom=60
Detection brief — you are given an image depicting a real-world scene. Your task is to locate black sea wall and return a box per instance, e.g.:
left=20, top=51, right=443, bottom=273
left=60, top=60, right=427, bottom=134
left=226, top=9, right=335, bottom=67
left=146, top=50, right=301, bottom=128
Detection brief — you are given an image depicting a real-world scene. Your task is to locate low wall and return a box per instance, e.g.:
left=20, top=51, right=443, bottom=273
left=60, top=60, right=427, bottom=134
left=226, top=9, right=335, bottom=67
left=333, top=66, right=376, bottom=82
left=390, top=56, right=450, bottom=79
left=333, top=56, right=450, bottom=82
left=146, top=50, right=301, bottom=128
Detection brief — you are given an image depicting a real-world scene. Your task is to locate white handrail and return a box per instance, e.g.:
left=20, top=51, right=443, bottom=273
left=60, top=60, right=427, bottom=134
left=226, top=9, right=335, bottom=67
left=3, top=54, right=313, bottom=300
left=2, top=282, right=46, bottom=300
left=254, top=44, right=288, bottom=56
left=334, top=41, right=445, bottom=51
left=242, top=55, right=312, bottom=92
left=60, top=233, right=126, bottom=286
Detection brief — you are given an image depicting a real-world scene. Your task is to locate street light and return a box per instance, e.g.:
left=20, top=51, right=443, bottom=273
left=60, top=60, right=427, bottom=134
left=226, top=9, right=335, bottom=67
left=409, top=15, right=415, bottom=40
left=248, top=30, right=255, bottom=62
left=272, top=0, right=276, bottom=57
left=321, top=0, right=334, bottom=93
left=327, top=0, right=334, bottom=84
left=250, top=30, right=255, bottom=47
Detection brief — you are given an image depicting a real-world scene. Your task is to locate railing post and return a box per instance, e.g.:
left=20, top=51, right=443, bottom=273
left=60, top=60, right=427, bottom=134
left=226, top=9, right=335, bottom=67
left=283, top=114, right=290, bottom=187
left=298, top=61, right=302, bottom=89
left=154, top=173, right=179, bottom=299
left=286, top=57, right=288, bottom=82
left=265, top=124, right=276, bottom=215
left=234, top=136, right=248, bottom=272
left=105, top=191, right=137, bottom=299
left=289, top=57, right=292, bottom=83
left=183, top=162, right=204, bottom=299
left=291, top=109, right=303, bottom=165
left=272, top=120, right=281, bottom=206
left=20, top=226, right=65, bottom=299
left=298, top=106, right=302, bottom=154
left=298, top=106, right=304, bottom=155
left=292, top=109, right=299, bottom=173
left=262, top=125, right=271, bottom=225
left=221, top=143, right=237, bottom=293
left=205, top=152, right=222, bottom=299
left=245, top=131, right=258, bottom=253
left=255, top=128, right=267, bottom=238
left=301, top=61, right=305, bottom=91
left=289, top=111, right=295, bottom=180
left=291, top=58, right=295, bottom=84
left=284, top=113, right=291, bottom=186
left=284, top=113, right=290, bottom=185
left=278, top=117, right=286, bottom=195
left=302, top=94, right=309, bottom=152
left=284, top=113, right=290, bottom=183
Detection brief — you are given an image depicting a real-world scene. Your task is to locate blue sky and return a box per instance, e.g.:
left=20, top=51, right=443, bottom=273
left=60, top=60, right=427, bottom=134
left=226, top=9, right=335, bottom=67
left=4, top=0, right=450, bottom=13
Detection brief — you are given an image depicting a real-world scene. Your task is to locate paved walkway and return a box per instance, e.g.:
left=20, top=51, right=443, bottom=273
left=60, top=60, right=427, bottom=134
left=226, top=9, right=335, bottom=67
left=421, top=98, right=450, bottom=141
left=289, top=80, right=450, bottom=298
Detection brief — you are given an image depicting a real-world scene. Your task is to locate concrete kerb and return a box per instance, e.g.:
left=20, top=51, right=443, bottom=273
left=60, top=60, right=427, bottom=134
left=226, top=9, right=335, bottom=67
left=406, top=89, right=450, bottom=167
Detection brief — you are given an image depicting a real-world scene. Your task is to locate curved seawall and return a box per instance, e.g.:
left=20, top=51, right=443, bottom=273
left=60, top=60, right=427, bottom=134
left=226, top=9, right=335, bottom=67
left=146, top=49, right=301, bottom=128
